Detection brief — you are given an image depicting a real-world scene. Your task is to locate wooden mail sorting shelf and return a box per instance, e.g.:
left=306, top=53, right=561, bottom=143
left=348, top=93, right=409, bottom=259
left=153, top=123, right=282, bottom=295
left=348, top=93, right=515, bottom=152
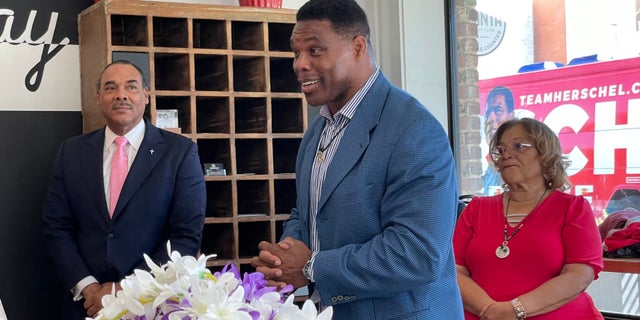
left=78, top=0, right=307, bottom=274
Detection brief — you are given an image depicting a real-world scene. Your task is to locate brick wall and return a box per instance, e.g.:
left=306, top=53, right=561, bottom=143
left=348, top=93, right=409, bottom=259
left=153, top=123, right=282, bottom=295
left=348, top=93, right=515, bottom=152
left=455, top=0, right=483, bottom=196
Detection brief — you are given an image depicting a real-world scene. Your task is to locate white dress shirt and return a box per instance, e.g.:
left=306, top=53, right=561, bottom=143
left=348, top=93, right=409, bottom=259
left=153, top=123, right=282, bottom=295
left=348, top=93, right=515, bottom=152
left=71, top=120, right=145, bottom=301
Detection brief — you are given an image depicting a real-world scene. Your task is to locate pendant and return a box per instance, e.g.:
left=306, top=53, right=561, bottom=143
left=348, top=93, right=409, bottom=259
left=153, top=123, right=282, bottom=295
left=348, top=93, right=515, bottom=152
left=496, top=244, right=510, bottom=259
left=316, top=150, right=324, bottom=163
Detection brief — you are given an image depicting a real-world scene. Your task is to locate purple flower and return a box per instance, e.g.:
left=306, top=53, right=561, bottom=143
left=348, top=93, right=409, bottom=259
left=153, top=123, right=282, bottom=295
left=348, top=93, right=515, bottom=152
left=242, top=271, right=276, bottom=301
left=214, top=263, right=294, bottom=303
left=88, top=242, right=333, bottom=320
left=215, top=262, right=241, bottom=280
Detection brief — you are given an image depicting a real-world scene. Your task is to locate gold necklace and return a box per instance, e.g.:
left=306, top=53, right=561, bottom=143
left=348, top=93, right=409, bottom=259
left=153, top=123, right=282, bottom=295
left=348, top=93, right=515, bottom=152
left=316, top=119, right=349, bottom=163
left=495, top=189, right=547, bottom=259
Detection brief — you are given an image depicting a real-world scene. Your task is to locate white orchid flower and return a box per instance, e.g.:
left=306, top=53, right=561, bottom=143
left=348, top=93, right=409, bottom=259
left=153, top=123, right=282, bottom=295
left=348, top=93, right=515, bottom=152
left=89, top=241, right=333, bottom=320
left=275, top=296, right=333, bottom=320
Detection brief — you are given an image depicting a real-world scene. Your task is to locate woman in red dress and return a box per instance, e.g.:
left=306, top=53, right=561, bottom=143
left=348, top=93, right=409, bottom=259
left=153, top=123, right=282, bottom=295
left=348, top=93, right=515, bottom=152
left=454, top=118, right=604, bottom=319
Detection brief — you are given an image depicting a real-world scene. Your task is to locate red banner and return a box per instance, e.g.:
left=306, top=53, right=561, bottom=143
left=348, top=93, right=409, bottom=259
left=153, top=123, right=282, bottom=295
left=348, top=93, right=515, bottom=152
left=479, top=57, right=640, bottom=220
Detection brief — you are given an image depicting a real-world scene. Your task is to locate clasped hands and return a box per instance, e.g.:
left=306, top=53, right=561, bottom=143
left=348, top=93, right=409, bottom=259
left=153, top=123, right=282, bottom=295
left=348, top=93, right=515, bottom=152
left=82, top=281, right=121, bottom=317
left=251, top=237, right=312, bottom=290
left=479, top=301, right=521, bottom=320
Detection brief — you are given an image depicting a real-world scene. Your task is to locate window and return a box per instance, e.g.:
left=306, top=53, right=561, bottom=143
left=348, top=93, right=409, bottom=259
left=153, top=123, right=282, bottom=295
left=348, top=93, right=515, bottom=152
left=453, top=0, right=640, bottom=316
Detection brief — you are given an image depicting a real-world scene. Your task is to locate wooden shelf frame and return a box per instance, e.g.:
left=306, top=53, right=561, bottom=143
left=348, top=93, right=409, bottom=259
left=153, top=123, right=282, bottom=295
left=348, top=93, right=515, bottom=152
left=79, top=0, right=306, bottom=271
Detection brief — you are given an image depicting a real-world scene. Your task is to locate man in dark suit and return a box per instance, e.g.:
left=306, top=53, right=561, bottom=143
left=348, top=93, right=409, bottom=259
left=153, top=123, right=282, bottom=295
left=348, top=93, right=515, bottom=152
left=42, top=60, right=206, bottom=319
left=252, top=0, right=463, bottom=319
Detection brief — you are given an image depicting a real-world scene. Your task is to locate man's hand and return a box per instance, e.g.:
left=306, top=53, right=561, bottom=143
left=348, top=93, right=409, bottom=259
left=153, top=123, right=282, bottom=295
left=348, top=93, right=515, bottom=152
left=82, top=282, right=102, bottom=317
left=252, top=237, right=312, bottom=289
left=82, top=282, right=122, bottom=317
left=274, top=237, right=312, bottom=289
left=252, top=241, right=289, bottom=289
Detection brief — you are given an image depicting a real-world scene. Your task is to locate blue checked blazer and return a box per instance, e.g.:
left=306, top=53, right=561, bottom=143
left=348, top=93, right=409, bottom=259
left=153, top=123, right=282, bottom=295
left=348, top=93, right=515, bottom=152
left=282, top=73, right=464, bottom=319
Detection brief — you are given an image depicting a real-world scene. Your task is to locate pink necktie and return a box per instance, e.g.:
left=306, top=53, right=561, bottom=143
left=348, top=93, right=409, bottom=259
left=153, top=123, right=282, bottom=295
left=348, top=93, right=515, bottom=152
left=109, top=136, right=129, bottom=217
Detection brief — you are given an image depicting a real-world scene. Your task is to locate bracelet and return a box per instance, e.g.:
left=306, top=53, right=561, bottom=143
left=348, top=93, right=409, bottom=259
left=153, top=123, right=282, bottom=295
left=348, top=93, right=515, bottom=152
left=510, top=298, right=527, bottom=320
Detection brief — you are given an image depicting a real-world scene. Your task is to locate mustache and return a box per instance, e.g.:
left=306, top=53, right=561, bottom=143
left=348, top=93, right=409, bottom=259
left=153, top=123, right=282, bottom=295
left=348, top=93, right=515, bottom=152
left=112, top=102, right=133, bottom=108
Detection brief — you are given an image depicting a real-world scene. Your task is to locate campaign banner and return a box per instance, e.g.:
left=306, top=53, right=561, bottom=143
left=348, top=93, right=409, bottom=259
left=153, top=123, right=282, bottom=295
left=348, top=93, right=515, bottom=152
left=479, top=57, right=640, bottom=216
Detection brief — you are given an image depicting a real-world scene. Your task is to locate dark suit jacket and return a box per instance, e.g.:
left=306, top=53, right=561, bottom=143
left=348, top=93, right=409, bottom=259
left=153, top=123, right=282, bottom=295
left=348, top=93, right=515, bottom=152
left=42, top=119, right=206, bottom=319
left=282, top=73, right=463, bottom=319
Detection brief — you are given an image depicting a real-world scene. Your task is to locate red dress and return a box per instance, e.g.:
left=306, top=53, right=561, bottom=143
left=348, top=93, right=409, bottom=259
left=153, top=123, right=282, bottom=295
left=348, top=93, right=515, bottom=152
left=453, top=191, right=604, bottom=319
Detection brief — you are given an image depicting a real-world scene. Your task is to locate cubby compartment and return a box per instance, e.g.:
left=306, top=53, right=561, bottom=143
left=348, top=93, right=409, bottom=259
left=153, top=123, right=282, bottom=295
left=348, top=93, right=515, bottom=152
left=237, top=180, right=270, bottom=216
left=270, top=57, right=299, bottom=92
left=238, top=221, right=270, bottom=258
left=232, top=21, right=264, bottom=51
left=197, top=139, right=232, bottom=173
left=235, top=139, right=268, bottom=174
left=233, top=56, right=266, bottom=92
left=193, top=19, right=227, bottom=49
left=275, top=220, right=285, bottom=240
left=196, top=97, right=230, bottom=133
left=111, top=15, right=147, bottom=46
left=234, top=98, right=267, bottom=133
left=155, top=96, right=191, bottom=133
left=201, top=223, right=235, bottom=260
left=112, top=52, right=150, bottom=79
left=272, top=98, right=304, bottom=133
left=195, top=54, right=229, bottom=91
left=154, top=53, right=190, bottom=90
left=205, top=180, right=233, bottom=218
left=273, top=139, right=300, bottom=174
left=274, top=179, right=296, bottom=215
left=268, top=23, right=294, bottom=52
left=239, top=263, right=256, bottom=275
left=153, top=17, right=188, bottom=48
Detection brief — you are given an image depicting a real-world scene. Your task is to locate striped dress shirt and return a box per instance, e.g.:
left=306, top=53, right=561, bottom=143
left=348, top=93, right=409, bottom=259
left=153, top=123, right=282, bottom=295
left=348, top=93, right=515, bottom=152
left=307, top=68, right=380, bottom=281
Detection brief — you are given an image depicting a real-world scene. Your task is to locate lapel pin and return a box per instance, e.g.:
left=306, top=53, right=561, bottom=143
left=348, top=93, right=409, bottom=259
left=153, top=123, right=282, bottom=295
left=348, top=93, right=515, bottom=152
left=150, top=149, right=155, bottom=155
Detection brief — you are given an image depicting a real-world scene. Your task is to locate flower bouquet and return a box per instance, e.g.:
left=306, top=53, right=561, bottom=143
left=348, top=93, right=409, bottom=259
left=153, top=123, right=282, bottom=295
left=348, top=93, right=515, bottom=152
left=87, top=242, right=332, bottom=320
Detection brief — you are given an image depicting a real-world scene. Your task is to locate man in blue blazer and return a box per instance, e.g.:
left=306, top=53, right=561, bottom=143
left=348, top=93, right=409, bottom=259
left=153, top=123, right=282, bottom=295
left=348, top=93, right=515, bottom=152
left=42, top=60, right=206, bottom=319
left=252, top=0, right=463, bottom=319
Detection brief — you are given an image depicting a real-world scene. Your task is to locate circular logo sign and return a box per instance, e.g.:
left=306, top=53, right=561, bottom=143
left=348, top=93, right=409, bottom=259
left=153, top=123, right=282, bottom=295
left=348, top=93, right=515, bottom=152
left=477, top=11, right=506, bottom=56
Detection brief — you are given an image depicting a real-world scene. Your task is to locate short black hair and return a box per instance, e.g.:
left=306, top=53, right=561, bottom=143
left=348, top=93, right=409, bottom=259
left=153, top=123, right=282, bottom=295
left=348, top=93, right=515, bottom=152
left=96, top=60, right=148, bottom=90
left=485, top=85, right=514, bottom=117
left=297, top=0, right=371, bottom=46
